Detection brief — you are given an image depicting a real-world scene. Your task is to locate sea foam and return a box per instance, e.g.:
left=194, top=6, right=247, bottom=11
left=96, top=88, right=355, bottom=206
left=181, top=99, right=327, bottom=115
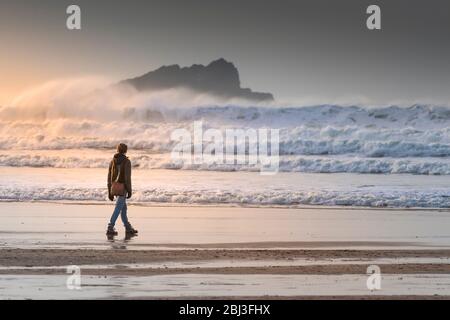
left=1, top=92, right=450, bottom=174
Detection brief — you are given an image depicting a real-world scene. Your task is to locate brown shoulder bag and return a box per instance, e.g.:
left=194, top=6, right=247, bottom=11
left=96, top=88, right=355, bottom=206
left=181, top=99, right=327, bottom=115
left=111, top=163, right=125, bottom=196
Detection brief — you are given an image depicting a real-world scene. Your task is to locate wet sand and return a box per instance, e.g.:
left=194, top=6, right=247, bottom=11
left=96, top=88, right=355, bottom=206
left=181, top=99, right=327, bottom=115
left=2, top=248, right=450, bottom=277
left=2, top=202, right=450, bottom=249
left=1, top=203, right=450, bottom=299
left=2, top=248, right=450, bottom=269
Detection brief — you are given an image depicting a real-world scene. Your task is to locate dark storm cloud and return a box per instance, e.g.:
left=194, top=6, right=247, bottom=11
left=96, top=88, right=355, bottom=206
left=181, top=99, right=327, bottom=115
left=1, top=0, right=450, bottom=104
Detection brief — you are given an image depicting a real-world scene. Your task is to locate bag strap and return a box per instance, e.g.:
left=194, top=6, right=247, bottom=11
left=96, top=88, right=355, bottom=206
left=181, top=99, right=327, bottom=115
left=115, top=164, right=121, bottom=183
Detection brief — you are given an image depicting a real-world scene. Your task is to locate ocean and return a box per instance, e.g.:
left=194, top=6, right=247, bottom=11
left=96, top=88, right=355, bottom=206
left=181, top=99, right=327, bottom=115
left=0, top=103, right=449, bottom=208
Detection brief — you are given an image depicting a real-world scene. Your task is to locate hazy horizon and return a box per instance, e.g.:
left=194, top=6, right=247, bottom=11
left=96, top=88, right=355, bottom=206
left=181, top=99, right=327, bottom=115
left=1, top=0, right=450, bottom=106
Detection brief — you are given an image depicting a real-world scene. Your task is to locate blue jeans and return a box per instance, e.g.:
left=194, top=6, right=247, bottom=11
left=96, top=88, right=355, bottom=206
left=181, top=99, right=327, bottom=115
left=109, top=196, right=130, bottom=227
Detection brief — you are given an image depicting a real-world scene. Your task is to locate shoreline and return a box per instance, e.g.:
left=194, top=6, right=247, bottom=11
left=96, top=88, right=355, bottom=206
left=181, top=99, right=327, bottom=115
left=2, top=199, right=450, bottom=211
left=1, top=167, right=448, bottom=208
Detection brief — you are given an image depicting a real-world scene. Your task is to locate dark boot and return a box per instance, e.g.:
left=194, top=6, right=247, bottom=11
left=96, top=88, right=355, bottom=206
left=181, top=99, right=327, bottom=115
left=106, top=225, right=118, bottom=236
left=125, top=224, right=138, bottom=235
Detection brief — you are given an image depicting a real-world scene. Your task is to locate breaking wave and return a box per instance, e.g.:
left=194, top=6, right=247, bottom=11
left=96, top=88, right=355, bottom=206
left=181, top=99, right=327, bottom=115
left=1, top=186, right=449, bottom=208
left=0, top=78, right=449, bottom=174
left=1, top=152, right=450, bottom=175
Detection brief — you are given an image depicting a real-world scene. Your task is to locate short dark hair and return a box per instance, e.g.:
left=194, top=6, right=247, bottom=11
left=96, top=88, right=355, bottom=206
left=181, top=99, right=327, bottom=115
left=117, top=143, right=128, bottom=154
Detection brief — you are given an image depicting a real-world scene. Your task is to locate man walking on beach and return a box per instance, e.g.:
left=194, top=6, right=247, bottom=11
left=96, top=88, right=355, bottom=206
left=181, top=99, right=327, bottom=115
left=107, top=143, right=138, bottom=236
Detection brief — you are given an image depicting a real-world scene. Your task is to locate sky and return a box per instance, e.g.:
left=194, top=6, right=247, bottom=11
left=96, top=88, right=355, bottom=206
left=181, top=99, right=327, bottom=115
left=1, top=0, right=450, bottom=105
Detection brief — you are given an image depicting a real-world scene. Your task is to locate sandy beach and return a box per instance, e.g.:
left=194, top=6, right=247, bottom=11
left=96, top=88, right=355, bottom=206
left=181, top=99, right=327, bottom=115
left=1, top=202, right=450, bottom=299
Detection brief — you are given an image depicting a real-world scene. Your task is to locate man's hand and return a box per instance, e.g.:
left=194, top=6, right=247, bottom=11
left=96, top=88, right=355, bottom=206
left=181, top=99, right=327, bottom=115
left=108, top=193, right=114, bottom=201
left=127, top=192, right=132, bottom=199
